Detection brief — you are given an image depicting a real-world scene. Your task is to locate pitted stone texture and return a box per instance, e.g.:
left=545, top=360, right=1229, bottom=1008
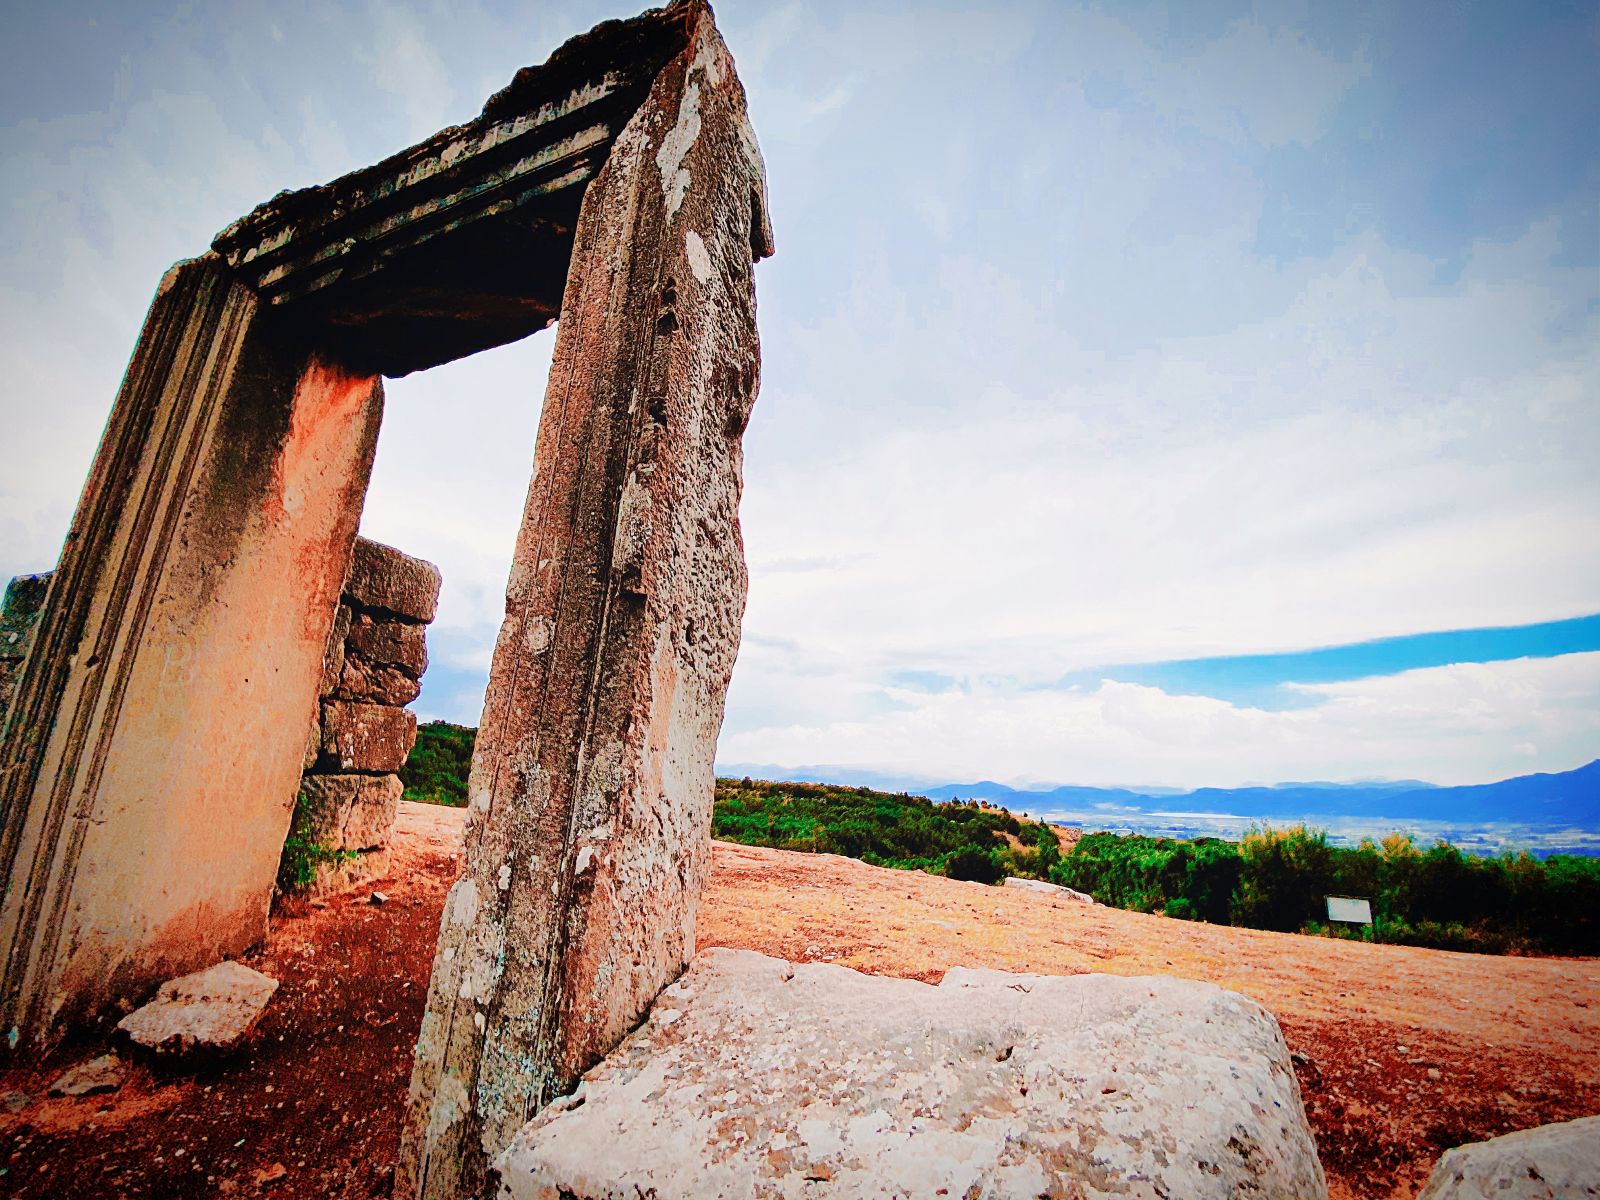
left=1002, top=876, right=1094, bottom=902
left=299, top=774, right=403, bottom=852
left=492, top=949, right=1328, bottom=1200
left=344, top=538, right=441, bottom=623
left=320, top=699, right=417, bottom=773
left=1417, top=1115, right=1600, bottom=1199
left=336, top=656, right=423, bottom=706
left=116, top=961, right=279, bottom=1055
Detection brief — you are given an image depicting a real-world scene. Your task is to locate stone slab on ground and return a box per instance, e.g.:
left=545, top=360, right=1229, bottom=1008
left=48, top=1054, right=124, bottom=1097
left=116, top=961, right=278, bottom=1055
left=1002, top=875, right=1094, bottom=903
left=1417, top=1115, right=1600, bottom=1199
left=492, top=948, right=1328, bottom=1200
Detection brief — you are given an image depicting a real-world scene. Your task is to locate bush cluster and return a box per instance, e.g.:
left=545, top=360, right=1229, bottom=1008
left=1054, top=825, right=1599, bottom=956
left=711, top=778, right=1060, bottom=883
left=401, top=720, right=476, bottom=805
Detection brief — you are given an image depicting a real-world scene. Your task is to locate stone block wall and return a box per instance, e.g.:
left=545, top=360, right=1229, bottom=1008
left=283, top=536, right=441, bottom=895
left=0, top=572, right=52, bottom=725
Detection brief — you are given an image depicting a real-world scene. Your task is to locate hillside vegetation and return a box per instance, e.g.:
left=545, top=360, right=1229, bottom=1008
left=401, top=725, right=1597, bottom=956
left=1057, top=827, right=1600, bottom=956
left=713, top=777, right=1062, bottom=882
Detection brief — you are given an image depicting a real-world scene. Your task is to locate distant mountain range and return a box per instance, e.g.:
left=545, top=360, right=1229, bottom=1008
left=714, top=759, right=1600, bottom=830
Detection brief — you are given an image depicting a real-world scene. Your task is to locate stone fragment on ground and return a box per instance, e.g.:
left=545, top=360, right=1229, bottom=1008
left=493, top=948, right=1327, bottom=1200
left=1417, top=1114, right=1600, bottom=1199
left=47, top=1053, right=124, bottom=1097
left=1001, top=875, right=1094, bottom=902
left=116, top=961, right=278, bottom=1055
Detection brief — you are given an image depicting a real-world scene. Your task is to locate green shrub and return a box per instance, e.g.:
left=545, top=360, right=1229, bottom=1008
left=278, top=792, right=359, bottom=892
left=401, top=720, right=476, bottom=805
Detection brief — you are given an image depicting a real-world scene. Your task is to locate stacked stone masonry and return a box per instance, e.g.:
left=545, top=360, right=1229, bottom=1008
left=0, top=573, right=52, bottom=727
left=285, top=537, right=441, bottom=894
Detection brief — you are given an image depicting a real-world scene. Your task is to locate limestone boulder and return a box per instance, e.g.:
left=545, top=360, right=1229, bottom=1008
left=320, top=699, right=417, bottom=773
left=344, top=538, right=441, bottom=623
left=492, top=948, right=1327, bottom=1200
left=1002, top=875, right=1094, bottom=902
left=1417, top=1115, right=1600, bottom=1199
left=48, top=1053, right=124, bottom=1097
left=117, top=961, right=278, bottom=1055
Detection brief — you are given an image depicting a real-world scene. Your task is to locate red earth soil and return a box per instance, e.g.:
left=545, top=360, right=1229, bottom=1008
left=2, top=801, right=1595, bottom=1199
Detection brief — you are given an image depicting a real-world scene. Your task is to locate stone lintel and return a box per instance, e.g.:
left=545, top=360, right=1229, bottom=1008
left=211, top=2, right=696, bottom=376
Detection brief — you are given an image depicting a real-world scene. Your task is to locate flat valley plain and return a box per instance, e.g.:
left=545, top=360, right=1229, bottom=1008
left=2, top=801, right=1594, bottom=1200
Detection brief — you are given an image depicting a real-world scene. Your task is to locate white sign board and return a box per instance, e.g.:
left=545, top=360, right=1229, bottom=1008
left=1326, top=896, right=1373, bottom=925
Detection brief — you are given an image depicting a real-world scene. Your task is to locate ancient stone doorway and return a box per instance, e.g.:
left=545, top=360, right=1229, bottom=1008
left=1, top=14, right=769, bottom=1194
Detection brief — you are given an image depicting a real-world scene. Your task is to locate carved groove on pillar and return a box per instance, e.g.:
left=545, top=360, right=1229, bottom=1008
left=0, top=257, right=253, bottom=1042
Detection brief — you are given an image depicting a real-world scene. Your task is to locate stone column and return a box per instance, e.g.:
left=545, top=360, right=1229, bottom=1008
left=397, top=6, right=772, bottom=1197
left=281, top=537, right=441, bottom=895
left=0, top=254, right=383, bottom=1049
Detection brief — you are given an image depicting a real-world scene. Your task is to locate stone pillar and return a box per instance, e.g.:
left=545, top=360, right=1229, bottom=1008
left=0, top=254, right=383, bottom=1050
left=281, top=537, right=441, bottom=895
left=0, top=574, right=52, bottom=729
left=397, top=7, right=772, bottom=1197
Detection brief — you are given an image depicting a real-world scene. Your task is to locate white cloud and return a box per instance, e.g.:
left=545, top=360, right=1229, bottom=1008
left=1, top=1, right=1593, bottom=788
left=718, top=653, right=1600, bottom=789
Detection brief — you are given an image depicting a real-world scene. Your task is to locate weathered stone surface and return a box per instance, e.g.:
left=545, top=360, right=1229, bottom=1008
left=398, top=6, right=772, bottom=1195
left=1417, top=1115, right=1600, bottom=1199
left=298, top=774, right=404, bottom=852
left=344, top=539, right=442, bottom=623
left=48, top=1054, right=124, bottom=1097
left=117, top=961, right=279, bottom=1055
left=344, top=611, right=428, bottom=677
left=492, top=948, right=1327, bottom=1200
left=336, top=655, right=423, bottom=706
left=1002, top=875, right=1095, bottom=902
left=0, top=254, right=383, bottom=1051
left=320, top=699, right=417, bottom=773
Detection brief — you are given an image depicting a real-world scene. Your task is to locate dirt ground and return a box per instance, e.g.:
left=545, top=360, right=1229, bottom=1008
left=3, top=801, right=1595, bottom=1199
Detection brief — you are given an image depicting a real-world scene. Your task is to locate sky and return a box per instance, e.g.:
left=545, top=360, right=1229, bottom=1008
left=1, top=1, right=1597, bottom=789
